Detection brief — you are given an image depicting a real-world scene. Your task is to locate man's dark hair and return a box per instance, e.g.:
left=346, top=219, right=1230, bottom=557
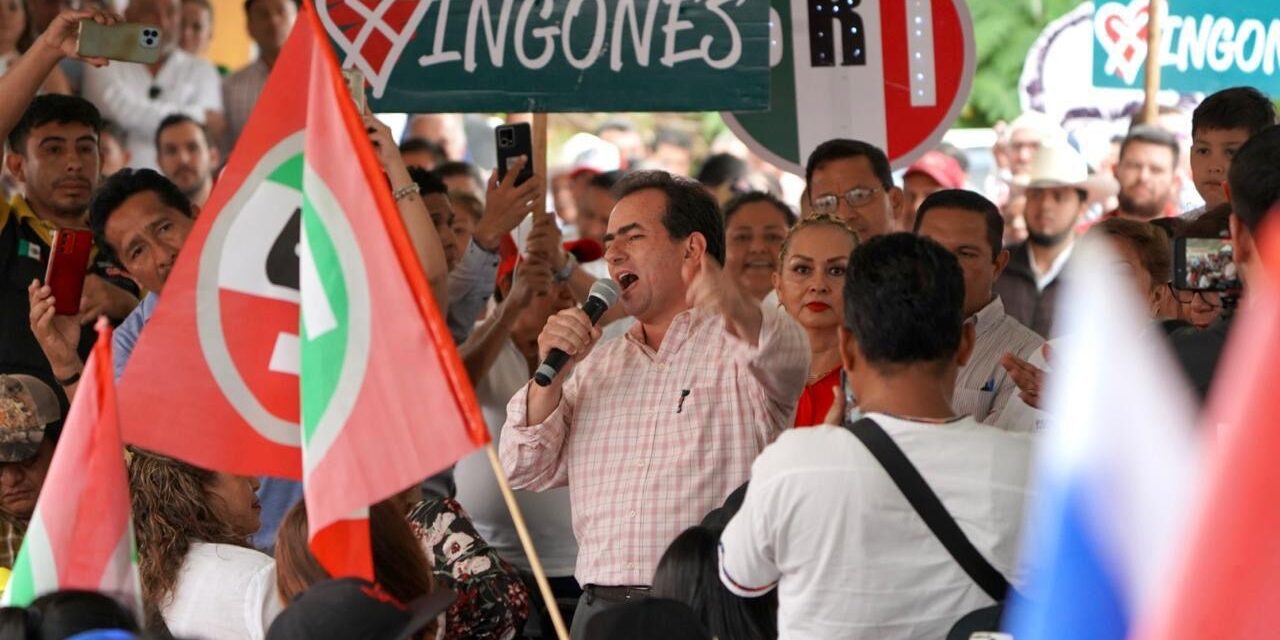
left=913, top=189, right=1003, bottom=261
left=154, top=113, right=210, bottom=151
left=433, top=160, right=484, bottom=192
left=7, top=95, right=103, bottom=155
left=1227, top=124, right=1280, bottom=233
left=696, top=153, right=748, bottom=188
left=804, top=139, right=894, bottom=191
left=26, top=590, right=141, bottom=639
left=408, top=166, right=449, bottom=197
left=89, top=169, right=194, bottom=264
left=1192, top=87, right=1276, bottom=138
left=844, top=233, right=966, bottom=368
left=613, top=170, right=725, bottom=264
left=723, top=191, right=797, bottom=228
left=399, top=137, right=448, bottom=167
left=1119, top=125, right=1179, bottom=167
left=589, top=169, right=626, bottom=192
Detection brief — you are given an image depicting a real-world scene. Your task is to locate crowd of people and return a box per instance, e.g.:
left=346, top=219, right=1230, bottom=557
left=0, top=1, right=1279, bottom=639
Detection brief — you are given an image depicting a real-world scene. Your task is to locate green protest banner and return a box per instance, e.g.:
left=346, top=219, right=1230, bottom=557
left=1094, top=0, right=1280, bottom=94
left=318, top=0, right=771, bottom=113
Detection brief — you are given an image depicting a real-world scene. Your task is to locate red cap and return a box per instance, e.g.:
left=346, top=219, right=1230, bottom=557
left=904, top=151, right=965, bottom=189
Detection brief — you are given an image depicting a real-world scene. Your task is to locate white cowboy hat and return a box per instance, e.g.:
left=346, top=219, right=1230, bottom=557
left=1018, top=141, right=1118, bottom=203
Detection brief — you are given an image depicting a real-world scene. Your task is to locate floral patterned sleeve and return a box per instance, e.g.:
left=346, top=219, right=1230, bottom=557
left=407, top=497, right=530, bottom=640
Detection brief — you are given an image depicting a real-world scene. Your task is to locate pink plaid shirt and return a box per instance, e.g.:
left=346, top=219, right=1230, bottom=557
left=500, top=305, right=809, bottom=586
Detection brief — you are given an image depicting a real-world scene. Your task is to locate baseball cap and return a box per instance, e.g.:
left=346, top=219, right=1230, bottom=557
left=266, top=578, right=455, bottom=640
left=0, top=374, right=62, bottom=463
left=904, top=151, right=966, bottom=190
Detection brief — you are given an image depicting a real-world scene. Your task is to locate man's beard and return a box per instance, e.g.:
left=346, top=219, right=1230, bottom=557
left=1027, top=227, right=1074, bottom=248
left=1118, top=190, right=1167, bottom=220
left=180, top=176, right=209, bottom=200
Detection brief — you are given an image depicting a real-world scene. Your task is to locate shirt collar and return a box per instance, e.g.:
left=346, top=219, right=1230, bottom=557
left=625, top=307, right=711, bottom=358
left=969, top=296, right=1007, bottom=337
left=9, top=195, right=58, bottom=246
left=1029, top=241, right=1074, bottom=291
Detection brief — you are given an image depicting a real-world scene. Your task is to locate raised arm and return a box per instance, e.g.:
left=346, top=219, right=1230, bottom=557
left=363, top=113, right=450, bottom=314
left=0, top=9, right=117, bottom=144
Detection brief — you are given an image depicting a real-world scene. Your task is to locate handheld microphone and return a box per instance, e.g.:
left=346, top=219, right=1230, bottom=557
left=534, top=279, right=621, bottom=387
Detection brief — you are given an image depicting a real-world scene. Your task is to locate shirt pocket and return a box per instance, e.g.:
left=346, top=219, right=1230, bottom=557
left=952, top=387, right=996, bottom=421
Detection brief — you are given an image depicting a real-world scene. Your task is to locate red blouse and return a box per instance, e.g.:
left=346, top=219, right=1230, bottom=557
left=793, top=367, right=842, bottom=428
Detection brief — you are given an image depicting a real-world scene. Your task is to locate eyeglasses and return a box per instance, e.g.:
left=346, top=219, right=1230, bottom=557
left=810, top=187, right=883, bottom=215
left=1167, top=283, right=1222, bottom=308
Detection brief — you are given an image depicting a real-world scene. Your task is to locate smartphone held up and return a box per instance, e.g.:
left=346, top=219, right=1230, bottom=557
left=77, top=20, right=163, bottom=64
left=44, top=229, right=94, bottom=316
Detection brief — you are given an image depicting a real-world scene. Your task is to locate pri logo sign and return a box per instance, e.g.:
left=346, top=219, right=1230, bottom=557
left=725, top=0, right=975, bottom=172
left=195, top=133, right=371, bottom=456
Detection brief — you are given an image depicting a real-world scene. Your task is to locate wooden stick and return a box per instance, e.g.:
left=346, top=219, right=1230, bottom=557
left=1142, top=0, right=1163, bottom=125
left=484, top=444, right=571, bottom=640
left=533, top=112, right=549, bottom=217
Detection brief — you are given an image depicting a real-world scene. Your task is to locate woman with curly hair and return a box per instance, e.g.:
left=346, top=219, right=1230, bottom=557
left=129, top=451, right=280, bottom=638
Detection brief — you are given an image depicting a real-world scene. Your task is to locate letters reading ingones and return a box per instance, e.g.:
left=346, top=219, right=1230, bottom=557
left=417, top=0, right=748, bottom=73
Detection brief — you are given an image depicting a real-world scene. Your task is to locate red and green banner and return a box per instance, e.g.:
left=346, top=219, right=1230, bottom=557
left=3, top=320, right=140, bottom=609
left=118, top=2, right=489, bottom=577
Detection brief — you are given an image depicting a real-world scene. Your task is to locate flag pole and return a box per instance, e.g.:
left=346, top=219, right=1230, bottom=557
left=1141, top=0, right=1163, bottom=125
left=484, top=444, right=571, bottom=640
left=533, top=112, right=549, bottom=217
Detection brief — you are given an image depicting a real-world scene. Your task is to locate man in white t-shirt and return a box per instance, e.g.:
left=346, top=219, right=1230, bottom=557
left=82, top=0, right=223, bottom=170
left=719, top=233, right=1033, bottom=640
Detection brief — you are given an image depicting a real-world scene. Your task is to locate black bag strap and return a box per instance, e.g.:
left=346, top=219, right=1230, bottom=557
left=847, top=417, right=1010, bottom=602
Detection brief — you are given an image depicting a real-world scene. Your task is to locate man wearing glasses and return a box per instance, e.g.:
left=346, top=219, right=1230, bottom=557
left=804, top=139, right=906, bottom=240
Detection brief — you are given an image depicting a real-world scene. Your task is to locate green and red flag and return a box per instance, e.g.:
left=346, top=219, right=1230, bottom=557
left=117, top=2, right=489, bottom=577
left=3, top=319, right=140, bottom=609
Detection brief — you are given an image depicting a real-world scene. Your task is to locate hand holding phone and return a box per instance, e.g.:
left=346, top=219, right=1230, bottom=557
left=495, top=123, right=535, bottom=187
left=77, top=19, right=163, bottom=64
left=44, top=229, right=94, bottom=316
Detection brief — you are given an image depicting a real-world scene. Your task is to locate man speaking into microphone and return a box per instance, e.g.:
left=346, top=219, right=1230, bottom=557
left=500, top=171, right=809, bottom=637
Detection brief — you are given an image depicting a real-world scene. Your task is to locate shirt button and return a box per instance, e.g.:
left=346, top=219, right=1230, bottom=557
left=627, top=562, right=635, bottom=570
left=628, top=510, right=636, bottom=518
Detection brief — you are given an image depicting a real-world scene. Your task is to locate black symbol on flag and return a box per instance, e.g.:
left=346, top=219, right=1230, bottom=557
left=266, top=207, right=301, bottom=291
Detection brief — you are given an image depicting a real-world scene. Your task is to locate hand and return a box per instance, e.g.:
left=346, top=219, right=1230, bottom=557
left=507, top=256, right=554, bottom=309
left=38, top=9, right=120, bottom=67
left=822, top=379, right=847, bottom=426
left=1000, top=345, right=1051, bottom=409
left=535, top=307, right=601, bottom=383
left=28, top=280, right=84, bottom=380
left=686, top=257, right=763, bottom=345
left=524, top=211, right=564, bottom=270
left=363, top=113, right=402, bottom=174
left=474, top=158, right=542, bottom=251
left=79, top=274, right=137, bottom=323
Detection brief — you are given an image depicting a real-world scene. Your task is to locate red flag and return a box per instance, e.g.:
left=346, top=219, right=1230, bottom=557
left=4, top=319, right=140, bottom=608
left=118, top=1, right=489, bottom=578
left=1137, top=214, right=1280, bottom=638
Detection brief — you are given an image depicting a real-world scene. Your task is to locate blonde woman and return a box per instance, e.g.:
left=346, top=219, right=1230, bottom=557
left=773, top=215, right=858, bottom=426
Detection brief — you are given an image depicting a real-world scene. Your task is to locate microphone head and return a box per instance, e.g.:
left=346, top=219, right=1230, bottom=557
left=588, top=279, right=622, bottom=307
